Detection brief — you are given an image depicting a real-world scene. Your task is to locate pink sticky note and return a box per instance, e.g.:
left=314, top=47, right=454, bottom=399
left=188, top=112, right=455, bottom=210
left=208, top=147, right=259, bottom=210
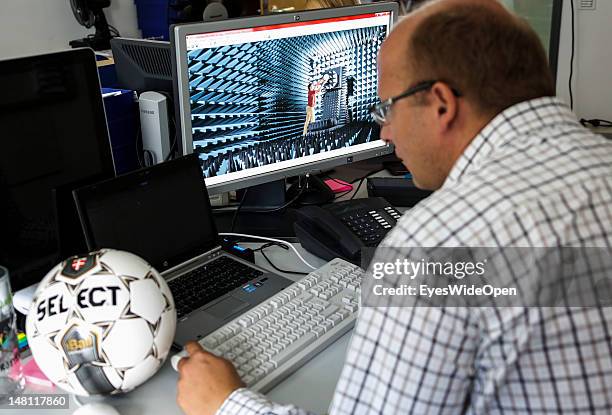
left=324, top=178, right=353, bottom=193
left=22, top=358, right=55, bottom=390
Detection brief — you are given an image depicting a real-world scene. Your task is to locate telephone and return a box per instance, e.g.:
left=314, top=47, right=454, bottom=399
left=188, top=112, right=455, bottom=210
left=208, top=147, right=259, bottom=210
left=293, top=197, right=402, bottom=264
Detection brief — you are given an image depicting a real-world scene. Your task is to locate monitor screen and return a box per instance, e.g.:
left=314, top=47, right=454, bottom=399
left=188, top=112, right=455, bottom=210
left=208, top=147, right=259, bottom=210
left=0, top=49, right=115, bottom=290
left=73, top=154, right=218, bottom=273
left=173, top=4, right=397, bottom=193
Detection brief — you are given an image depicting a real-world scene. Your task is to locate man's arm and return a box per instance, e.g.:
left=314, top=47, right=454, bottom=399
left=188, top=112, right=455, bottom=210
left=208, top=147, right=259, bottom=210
left=177, top=304, right=478, bottom=415
left=177, top=342, right=316, bottom=415
left=218, top=389, right=317, bottom=415
left=313, top=74, right=330, bottom=91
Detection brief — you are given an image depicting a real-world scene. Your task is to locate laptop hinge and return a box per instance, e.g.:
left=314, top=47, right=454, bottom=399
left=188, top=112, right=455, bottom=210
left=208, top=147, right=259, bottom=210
left=162, top=246, right=223, bottom=278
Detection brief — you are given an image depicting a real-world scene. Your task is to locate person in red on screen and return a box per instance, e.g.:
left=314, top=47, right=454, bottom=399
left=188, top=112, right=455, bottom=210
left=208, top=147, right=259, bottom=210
left=302, top=74, right=330, bottom=136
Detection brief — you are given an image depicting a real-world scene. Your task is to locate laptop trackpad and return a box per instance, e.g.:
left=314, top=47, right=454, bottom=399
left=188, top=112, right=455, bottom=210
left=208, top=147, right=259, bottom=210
left=207, top=296, right=249, bottom=319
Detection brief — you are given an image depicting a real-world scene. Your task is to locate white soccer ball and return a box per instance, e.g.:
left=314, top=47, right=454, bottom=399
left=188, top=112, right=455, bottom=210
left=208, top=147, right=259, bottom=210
left=25, top=249, right=176, bottom=396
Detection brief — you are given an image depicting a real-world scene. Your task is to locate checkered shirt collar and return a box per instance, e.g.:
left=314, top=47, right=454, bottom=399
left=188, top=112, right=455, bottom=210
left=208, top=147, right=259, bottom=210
left=446, top=96, right=578, bottom=185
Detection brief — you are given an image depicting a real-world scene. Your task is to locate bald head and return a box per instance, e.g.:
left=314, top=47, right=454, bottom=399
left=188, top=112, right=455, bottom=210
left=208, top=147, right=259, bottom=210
left=376, top=0, right=555, bottom=190
left=379, top=0, right=554, bottom=116
left=381, top=0, right=508, bottom=70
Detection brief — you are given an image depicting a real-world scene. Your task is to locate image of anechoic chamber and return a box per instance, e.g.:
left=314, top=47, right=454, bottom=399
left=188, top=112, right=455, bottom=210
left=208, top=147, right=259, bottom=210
left=187, top=25, right=386, bottom=178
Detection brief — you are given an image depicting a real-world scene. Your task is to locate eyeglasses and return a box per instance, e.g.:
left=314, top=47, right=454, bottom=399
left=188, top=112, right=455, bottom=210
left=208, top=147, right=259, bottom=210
left=369, top=80, right=462, bottom=126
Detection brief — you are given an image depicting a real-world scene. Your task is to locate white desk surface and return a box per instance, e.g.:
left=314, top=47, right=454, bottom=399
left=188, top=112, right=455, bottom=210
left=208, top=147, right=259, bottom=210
left=5, top=244, right=352, bottom=415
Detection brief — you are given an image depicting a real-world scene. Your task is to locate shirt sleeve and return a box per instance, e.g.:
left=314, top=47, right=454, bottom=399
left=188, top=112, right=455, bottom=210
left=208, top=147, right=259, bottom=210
left=217, top=388, right=316, bottom=415
left=328, top=305, right=478, bottom=414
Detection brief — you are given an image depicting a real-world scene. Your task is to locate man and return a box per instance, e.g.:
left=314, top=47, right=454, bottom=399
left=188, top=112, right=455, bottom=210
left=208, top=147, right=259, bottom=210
left=303, top=75, right=329, bottom=137
left=177, top=1, right=612, bottom=414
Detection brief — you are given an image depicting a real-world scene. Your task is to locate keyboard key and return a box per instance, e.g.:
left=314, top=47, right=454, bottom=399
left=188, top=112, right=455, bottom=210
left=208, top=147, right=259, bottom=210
left=312, top=326, right=326, bottom=338
left=337, top=309, right=351, bottom=319
left=202, top=338, right=217, bottom=349
left=272, top=333, right=317, bottom=366
left=238, top=317, right=251, bottom=328
left=344, top=303, right=358, bottom=313
left=322, top=321, right=334, bottom=332
left=262, top=362, right=275, bottom=374
left=321, top=305, right=339, bottom=318
left=252, top=368, right=266, bottom=380
left=327, top=314, right=343, bottom=326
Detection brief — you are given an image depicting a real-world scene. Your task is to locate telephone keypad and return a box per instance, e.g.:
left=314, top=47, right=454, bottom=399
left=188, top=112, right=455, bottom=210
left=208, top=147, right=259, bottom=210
left=342, top=208, right=401, bottom=246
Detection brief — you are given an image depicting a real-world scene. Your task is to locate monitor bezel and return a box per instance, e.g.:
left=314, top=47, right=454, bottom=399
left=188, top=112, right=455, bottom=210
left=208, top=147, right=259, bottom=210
left=0, top=48, right=116, bottom=290
left=72, top=153, right=219, bottom=273
left=171, top=3, right=398, bottom=194
left=0, top=48, right=116, bottom=175
left=548, top=0, right=563, bottom=82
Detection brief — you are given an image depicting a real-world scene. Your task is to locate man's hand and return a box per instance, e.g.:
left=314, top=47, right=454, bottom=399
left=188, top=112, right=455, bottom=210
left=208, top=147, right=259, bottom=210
left=176, top=341, right=245, bottom=415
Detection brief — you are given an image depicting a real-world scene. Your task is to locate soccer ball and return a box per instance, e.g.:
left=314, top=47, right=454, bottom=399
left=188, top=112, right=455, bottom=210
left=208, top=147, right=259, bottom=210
left=25, top=249, right=176, bottom=396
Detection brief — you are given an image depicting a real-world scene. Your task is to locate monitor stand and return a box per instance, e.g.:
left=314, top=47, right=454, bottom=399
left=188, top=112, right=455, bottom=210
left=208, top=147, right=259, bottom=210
left=241, top=175, right=334, bottom=211
left=219, top=175, right=334, bottom=236
left=240, top=179, right=287, bottom=211
left=286, top=174, right=334, bottom=206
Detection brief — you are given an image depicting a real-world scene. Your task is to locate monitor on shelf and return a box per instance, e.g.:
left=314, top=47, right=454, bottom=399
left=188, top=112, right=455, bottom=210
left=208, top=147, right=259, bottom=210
left=171, top=3, right=398, bottom=197
left=110, top=37, right=173, bottom=94
left=0, top=49, right=116, bottom=291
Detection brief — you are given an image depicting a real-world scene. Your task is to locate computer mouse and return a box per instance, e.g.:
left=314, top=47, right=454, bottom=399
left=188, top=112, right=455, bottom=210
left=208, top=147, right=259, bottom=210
left=72, top=402, right=121, bottom=415
left=171, top=350, right=189, bottom=371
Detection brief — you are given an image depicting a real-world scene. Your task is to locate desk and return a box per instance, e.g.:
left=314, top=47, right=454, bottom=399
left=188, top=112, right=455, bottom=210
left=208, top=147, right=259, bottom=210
left=6, top=244, right=352, bottom=415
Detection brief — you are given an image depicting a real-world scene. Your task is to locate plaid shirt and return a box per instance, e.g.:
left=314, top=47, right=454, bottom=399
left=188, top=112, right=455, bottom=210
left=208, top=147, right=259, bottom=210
left=218, top=97, right=612, bottom=414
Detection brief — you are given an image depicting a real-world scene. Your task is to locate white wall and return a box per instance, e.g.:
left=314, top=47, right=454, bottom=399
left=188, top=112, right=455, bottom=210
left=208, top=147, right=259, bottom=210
left=0, top=0, right=141, bottom=59
left=556, top=0, right=612, bottom=120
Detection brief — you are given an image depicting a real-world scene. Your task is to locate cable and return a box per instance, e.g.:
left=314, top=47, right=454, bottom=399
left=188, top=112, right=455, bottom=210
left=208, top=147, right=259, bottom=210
left=348, top=167, right=384, bottom=200
left=164, top=115, right=178, bottom=162
left=219, top=232, right=318, bottom=270
left=248, top=186, right=305, bottom=214
left=569, top=0, right=575, bottom=110
left=331, top=167, right=386, bottom=200
left=260, top=249, right=309, bottom=276
left=230, top=188, right=249, bottom=232
left=323, top=174, right=351, bottom=187
left=580, top=118, right=612, bottom=128
left=349, top=176, right=367, bottom=200
left=134, top=122, right=145, bottom=169
left=108, top=24, right=121, bottom=37
left=252, top=241, right=288, bottom=252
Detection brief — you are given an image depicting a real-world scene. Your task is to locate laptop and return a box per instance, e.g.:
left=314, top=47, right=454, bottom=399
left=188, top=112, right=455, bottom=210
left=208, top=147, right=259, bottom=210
left=73, top=154, right=293, bottom=346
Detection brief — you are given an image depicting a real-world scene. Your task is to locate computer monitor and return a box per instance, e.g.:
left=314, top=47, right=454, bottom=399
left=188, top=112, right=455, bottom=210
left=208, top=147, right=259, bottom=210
left=172, top=3, right=398, bottom=195
left=110, top=38, right=173, bottom=94
left=501, top=0, right=563, bottom=81
left=0, top=49, right=116, bottom=290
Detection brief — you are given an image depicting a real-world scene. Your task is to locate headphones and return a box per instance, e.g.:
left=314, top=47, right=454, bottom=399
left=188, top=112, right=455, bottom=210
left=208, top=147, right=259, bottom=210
left=179, top=0, right=243, bottom=22
left=580, top=118, right=612, bottom=128
left=203, top=0, right=228, bottom=21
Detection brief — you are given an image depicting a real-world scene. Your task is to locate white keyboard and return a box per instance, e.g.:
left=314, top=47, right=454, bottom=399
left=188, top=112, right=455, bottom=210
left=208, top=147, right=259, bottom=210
left=171, top=258, right=363, bottom=392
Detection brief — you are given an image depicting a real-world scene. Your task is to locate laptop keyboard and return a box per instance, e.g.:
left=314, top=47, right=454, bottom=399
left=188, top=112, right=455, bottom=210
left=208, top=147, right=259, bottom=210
left=168, top=256, right=264, bottom=318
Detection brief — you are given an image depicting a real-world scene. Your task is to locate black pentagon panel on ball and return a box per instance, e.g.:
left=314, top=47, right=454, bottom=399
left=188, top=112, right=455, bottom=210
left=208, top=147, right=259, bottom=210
left=62, top=255, right=98, bottom=280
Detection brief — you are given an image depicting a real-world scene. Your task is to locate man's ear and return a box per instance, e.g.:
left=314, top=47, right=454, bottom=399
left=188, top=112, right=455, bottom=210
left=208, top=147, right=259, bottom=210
left=431, top=82, right=458, bottom=132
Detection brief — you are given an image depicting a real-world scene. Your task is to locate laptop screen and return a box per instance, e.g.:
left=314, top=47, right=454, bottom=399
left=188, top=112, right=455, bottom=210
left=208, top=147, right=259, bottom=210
left=74, top=154, right=218, bottom=272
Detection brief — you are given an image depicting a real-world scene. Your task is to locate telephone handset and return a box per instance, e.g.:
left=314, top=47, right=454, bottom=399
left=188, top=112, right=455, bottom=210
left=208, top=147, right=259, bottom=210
left=293, top=197, right=402, bottom=264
